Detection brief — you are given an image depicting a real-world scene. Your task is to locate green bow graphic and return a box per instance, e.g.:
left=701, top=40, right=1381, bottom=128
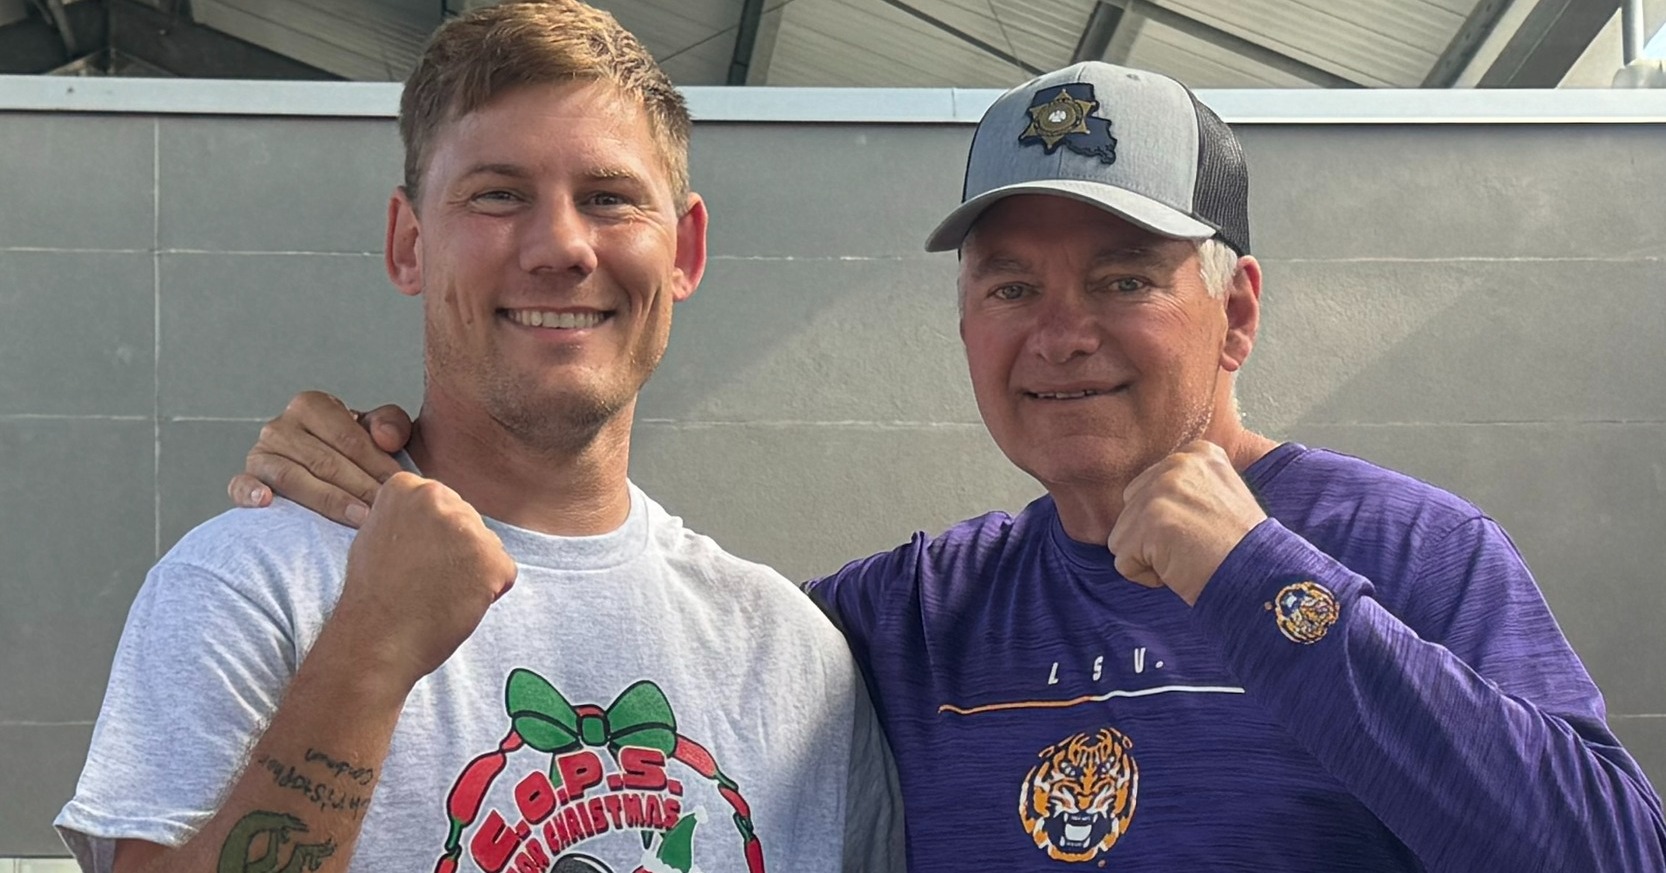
left=506, top=669, right=678, bottom=759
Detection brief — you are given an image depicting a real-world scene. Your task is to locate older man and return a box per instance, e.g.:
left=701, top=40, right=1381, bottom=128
left=229, top=62, right=1665, bottom=870
left=56, top=4, right=899, bottom=873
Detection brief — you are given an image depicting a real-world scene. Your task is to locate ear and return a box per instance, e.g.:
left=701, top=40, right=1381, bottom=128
left=1219, top=255, right=1262, bottom=373
left=670, top=193, right=709, bottom=303
left=386, top=187, right=423, bottom=298
left=957, top=283, right=969, bottom=343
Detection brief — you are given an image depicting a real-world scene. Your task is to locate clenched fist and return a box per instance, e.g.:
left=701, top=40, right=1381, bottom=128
left=1108, top=440, right=1268, bottom=605
left=330, top=472, right=517, bottom=688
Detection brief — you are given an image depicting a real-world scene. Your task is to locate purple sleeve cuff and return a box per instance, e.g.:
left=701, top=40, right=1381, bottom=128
left=1189, top=518, right=1371, bottom=677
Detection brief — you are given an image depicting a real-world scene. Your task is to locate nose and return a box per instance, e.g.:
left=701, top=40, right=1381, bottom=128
left=1027, top=289, right=1101, bottom=364
left=521, top=198, right=598, bottom=277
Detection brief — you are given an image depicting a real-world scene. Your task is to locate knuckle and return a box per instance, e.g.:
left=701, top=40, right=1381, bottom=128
left=383, top=471, right=418, bottom=494
left=329, top=420, right=366, bottom=450
left=286, top=393, right=317, bottom=416
left=295, top=390, right=338, bottom=412
left=265, top=462, right=298, bottom=492
left=256, top=420, right=283, bottom=447
left=307, top=449, right=343, bottom=482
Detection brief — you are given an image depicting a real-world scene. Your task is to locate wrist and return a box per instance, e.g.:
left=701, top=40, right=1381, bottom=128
left=1179, top=523, right=1263, bottom=605
left=300, top=617, right=424, bottom=707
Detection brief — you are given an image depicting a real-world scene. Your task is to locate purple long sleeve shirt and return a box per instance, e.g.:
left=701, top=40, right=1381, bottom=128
left=807, top=442, right=1666, bottom=872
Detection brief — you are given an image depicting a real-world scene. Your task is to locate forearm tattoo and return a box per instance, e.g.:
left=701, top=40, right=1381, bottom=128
left=253, top=749, right=376, bottom=819
left=303, top=748, right=375, bottom=786
left=217, top=810, right=336, bottom=873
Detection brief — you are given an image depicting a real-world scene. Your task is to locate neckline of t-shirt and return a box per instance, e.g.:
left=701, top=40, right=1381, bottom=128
left=394, top=451, right=650, bottom=573
left=1044, top=441, right=1309, bottom=575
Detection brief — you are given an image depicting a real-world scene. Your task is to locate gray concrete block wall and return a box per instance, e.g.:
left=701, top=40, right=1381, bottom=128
left=1, top=107, right=1663, bottom=855
left=1236, top=121, right=1666, bottom=792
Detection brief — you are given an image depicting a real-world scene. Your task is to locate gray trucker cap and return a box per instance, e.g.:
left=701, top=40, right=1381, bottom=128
left=924, top=61, right=1250, bottom=256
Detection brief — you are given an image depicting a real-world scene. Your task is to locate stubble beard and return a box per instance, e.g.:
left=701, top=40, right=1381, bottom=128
left=424, top=287, right=675, bottom=457
left=1043, top=378, right=1219, bottom=489
left=1140, top=375, right=1217, bottom=472
left=462, top=330, right=669, bottom=459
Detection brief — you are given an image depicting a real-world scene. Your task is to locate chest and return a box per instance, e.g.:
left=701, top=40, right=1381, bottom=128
left=343, top=584, right=852, bottom=873
left=873, top=590, right=1417, bottom=872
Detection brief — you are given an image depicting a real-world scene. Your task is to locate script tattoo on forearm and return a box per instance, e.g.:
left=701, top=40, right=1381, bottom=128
left=254, top=750, right=375, bottom=819
left=304, top=748, right=376, bottom=786
left=217, top=810, right=335, bottom=873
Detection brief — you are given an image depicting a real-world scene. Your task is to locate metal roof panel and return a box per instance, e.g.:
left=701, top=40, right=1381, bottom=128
left=1158, top=0, right=1467, bottom=86
left=766, top=0, right=1032, bottom=87
left=1124, top=17, right=1320, bottom=88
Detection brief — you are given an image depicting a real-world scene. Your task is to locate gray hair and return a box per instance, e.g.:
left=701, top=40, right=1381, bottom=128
left=1196, top=238, right=1241, bottom=299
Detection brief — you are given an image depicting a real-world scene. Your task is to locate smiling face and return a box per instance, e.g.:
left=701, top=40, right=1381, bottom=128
left=387, top=80, right=706, bottom=450
left=958, top=195, right=1242, bottom=494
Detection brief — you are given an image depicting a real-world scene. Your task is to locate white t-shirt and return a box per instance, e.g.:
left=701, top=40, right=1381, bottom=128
left=57, top=481, right=902, bottom=873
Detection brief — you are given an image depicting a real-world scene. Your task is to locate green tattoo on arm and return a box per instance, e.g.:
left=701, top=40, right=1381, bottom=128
left=217, top=810, right=337, bottom=873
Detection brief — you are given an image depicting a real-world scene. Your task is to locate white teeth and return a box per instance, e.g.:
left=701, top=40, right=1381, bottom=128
left=509, top=310, right=605, bottom=329
left=1034, top=390, right=1100, bottom=400
left=1064, top=823, right=1090, bottom=842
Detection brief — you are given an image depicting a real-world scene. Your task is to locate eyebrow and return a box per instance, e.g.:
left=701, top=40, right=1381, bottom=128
left=1090, top=245, right=1181, bottom=270
left=583, top=166, right=644, bottom=183
left=966, top=245, right=1176, bottom=281
left=459, top=162, right=534, bottom=182
left=457, top=163, right=648, bottom=186
left=966, top=255, right=1032, bottom=281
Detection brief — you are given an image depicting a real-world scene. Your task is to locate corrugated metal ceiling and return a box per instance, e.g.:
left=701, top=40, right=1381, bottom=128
left=178, top=0, right=1498, bottom=90
left=193, top=0, right=435, bottom=81
left=761, top=0, right=1478, bottom=88
left=1123, top=16, right=1318, bottom=88
left=1162, top=0, right=1468, bottom=86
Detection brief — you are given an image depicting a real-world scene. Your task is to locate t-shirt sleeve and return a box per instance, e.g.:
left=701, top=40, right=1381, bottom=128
left=1191, top=516, right=1666, bottom=871
left=838, top=670, right=906, bottom=873
left=54, top=559, right=298, bottom=872
left=801, top=535, right=925, bottom=660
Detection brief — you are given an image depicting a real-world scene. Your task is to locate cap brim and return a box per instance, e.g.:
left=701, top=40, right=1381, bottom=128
left=923, top=179, right=1218, bottom=252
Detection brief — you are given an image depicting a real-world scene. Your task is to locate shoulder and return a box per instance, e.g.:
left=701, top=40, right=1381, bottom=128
left=819, top=506, right=1026, bottom=589
left=151, top=498, right=354, bottom=609
left=801, top=501, right=1045, bottom=640
left=637, top=492, right=810, bottom=603
left=637, top=495, right=861, bottom=656
left=1260, top=445, right=1512, bottom=611
left=1264, top=445, right=1485, bottom=541
left=164, top=498, right=354, bottom=565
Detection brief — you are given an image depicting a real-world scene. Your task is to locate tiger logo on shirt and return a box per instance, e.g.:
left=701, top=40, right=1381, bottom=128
left=1273, top=580, right=1340, bottom=644
left=1018, top=727, right=1138, bottom=863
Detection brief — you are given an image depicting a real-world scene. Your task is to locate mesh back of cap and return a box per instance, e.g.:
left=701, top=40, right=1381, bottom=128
left=1189, top=94, right=1250, bottom=256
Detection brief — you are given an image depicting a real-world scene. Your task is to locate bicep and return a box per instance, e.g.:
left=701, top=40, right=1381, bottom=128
left=1415, top=517, right=1604, bottom=717
left=70, top=560, right=299, bottom=847
left=111, top=838, right=169, bottom=873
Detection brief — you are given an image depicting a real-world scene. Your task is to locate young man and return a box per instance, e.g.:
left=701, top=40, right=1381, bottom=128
left=56, top=4, right=900, bottom=873
left=227, top=62, right=1666, bottom=870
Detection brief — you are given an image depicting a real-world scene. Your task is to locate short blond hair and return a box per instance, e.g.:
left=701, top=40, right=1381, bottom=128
left=399, top=0, right=691, bottom=209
